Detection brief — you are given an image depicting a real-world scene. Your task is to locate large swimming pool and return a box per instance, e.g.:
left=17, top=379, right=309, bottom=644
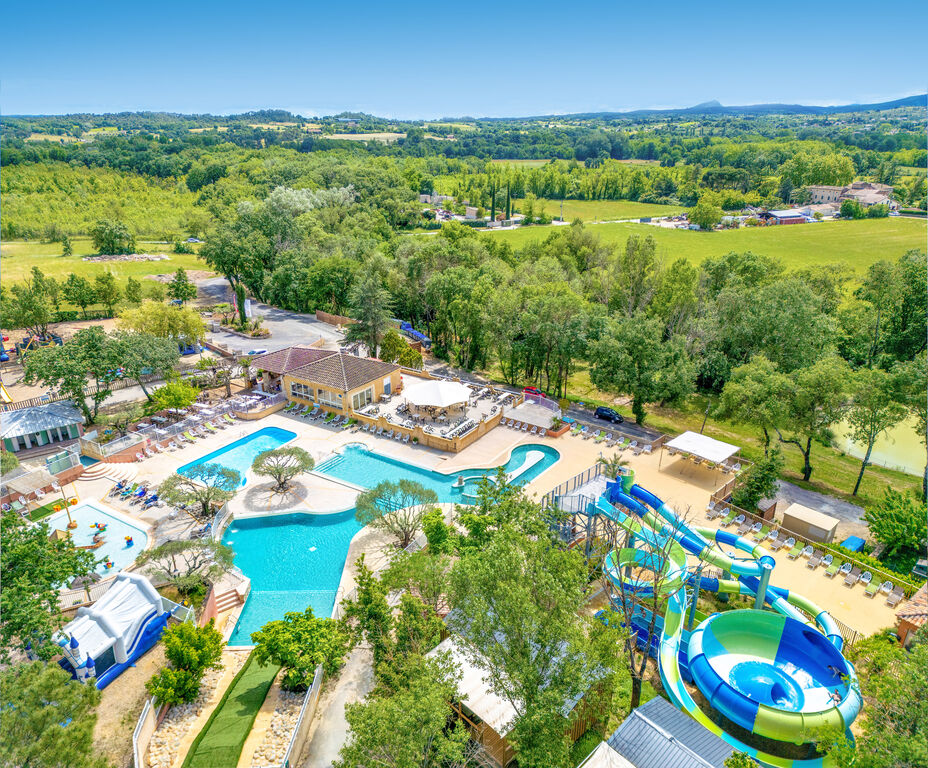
left=225, top=443, right=560, bottom=643
left=177, top=426, right=296, bottom=487
left=45, top=500, right=149, bottom=574
left=315, top=442, right=560, bottom=501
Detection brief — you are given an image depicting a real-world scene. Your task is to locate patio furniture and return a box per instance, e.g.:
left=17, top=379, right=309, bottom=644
left=720, top=509, right=737, bottom=526
left=530, top=426, right=539, bottom=435
left=402, top=433, right=410, bottom=444
left=879, top=580, right=894, bottom=595
left=223, top=414, right=237, bottom=424
left=864, top=579, right=884, bottom=598
left=820, top=553, right=833, bottom=569
left=521, top=423, right=528, bottom=432
left=204, top=423, right=218, bottom=433
left=135, top=452, right=145, bottom=462
left=182, top=431, right=197, bottom=443
left=747, top=522, right=763, bottom=538
left=751, top=525, right=770, bottom=542
left=843, top=566, right=862, bottom=586
left=736, top=521, right=751, bottom=536
left=628, top=440, right=639, bottom=453
left=766, top=531, right=781, bottom=548
left=806, top=550, right=824, bottom=569
left=772, top=536, right=793, bottom=552
left=786, top=541, right=804, bottom=559
left=642, top=444, right=652, bottom=454
left=886, top=586, right=904, bottom=607
left=799, top=544, right=814, bottom=559
left=584, top=429, right=597, bottom=441
left=824, top=559, right=842, bottom=577
left=859, top=571, right=873, bottom=589
left=730, top=513, right=747, bottom=529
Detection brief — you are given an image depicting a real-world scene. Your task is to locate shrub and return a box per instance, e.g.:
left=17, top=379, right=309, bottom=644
left=251, top=608, right=348, bottom=689
left=146, top=666, right=203, bottom=705
left=163, top=621, right=224, bottom=676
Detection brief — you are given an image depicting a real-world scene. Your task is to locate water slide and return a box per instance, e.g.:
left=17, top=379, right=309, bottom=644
left=56, top=573, right=169, bottom=689
left=594, top=473, right=861, bottom=767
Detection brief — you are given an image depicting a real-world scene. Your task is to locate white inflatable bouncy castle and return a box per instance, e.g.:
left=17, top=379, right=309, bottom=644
left=56, top=573, right=169, bottom=689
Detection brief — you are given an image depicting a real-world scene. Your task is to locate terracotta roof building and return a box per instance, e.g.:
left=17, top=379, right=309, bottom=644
left=897, top=582, right=927, bottom=647
left=280, top=349, right=401, bottom=414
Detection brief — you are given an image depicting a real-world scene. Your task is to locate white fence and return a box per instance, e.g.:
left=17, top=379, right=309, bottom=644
left=133, top=698, right=158, bottom=768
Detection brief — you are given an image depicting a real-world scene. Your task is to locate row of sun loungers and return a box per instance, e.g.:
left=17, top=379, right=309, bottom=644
left=712, top=510, right=906, bottom=606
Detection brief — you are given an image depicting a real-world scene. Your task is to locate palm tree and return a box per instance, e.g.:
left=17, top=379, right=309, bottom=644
left=598, top=453, right=629, bottom=480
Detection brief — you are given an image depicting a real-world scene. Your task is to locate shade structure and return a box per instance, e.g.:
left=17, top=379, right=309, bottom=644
left=663, top=431, right=739, bottom=464
left=404, top=380, right=472, bottom=408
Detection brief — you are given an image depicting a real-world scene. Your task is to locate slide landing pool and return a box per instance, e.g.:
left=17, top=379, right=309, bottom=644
left=582, top=472, right=861, bottom=767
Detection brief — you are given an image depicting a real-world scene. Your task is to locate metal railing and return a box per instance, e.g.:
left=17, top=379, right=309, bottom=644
left=45, top=446, right=82, bottom=475
left=80, top=431, right=145, bottom=459
left=541, top=463, right=603, bottom=508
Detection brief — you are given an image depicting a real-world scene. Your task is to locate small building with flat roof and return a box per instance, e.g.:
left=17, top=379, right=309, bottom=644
left=780, top=501, right=839, bottom=543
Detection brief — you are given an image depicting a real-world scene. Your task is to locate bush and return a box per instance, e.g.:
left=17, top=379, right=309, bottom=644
left=422, top=509, right=451, bottom=554
left=146, top=666, right=203, bottom=705
left=163, top=621, right=224, bottom=676
left=173, top=240, right=195, bottom=254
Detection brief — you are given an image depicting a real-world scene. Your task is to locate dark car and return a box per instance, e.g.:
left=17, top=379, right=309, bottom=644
left=594, top=406, right=624, bottom=424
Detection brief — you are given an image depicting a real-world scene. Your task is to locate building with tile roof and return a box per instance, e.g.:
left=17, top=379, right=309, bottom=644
left=279, top=349, right=401, bottom=414
left=897, top=581, right=927, bottom=647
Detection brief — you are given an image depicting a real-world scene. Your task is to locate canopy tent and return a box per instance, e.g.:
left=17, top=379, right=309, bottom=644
left=404, top=380, right=472, bottom=408
left=4, top=467, right=58, bottom=498
left=663, top=431, right=739, bottom=465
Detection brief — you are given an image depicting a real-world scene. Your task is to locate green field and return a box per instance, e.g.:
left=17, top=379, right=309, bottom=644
left=182, top=655, right=279, bottom=768
left=519, top=198, right=685, bottom=222
left=0, top=238, right=207, bottom=287
left=485, top=217, right=927, bottom=273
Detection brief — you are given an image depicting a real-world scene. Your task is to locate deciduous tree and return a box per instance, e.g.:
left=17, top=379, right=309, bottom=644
left=157, top=463, right=240, bottom=520
left=93, top=270, right=121, bottom=315
left=863, top=488, right=926, bottom=560
left=846, top=367, right=908, bottom=495
left=251, top=446, right=314, bottom=492
left=167, top=267, right=197, bottom=305
left=251, top=607, right=348, bottom=688
left=108, top=330, right=179, bottom=400
left=90, top=218, right=135, bottom=255
left=355, top=479, right=439, bottom=548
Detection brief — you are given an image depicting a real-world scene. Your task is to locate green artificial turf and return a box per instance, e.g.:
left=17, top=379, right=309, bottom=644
left=181, top=654, right=280, bottom=768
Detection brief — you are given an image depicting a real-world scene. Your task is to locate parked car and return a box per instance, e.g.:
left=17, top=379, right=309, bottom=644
left=522, top=386, right=547, bottom=398
left=594, top=406, right=624, bottom=424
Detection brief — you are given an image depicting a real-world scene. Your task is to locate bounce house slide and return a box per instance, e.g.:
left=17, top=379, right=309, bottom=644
left=57, top=573, right=169, bottom=689
left=597, top=478, right=861, bottom=768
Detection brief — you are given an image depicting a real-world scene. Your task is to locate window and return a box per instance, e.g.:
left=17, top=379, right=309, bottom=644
left=290, top=381, right=314, bottom=400
left=352, top=387, right=373, bottom=411
left=317, top=389, right=342, bottom=408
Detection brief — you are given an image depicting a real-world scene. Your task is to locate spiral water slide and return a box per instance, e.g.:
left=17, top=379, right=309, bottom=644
left=597, top=475, right=861, bottom=768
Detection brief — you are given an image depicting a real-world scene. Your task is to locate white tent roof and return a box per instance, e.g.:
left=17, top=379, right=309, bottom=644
left=404, top=379, right=472, bottom=408
left=579, top=742, right=636, bottom=768
left=664, top=431, right=739, bottom=464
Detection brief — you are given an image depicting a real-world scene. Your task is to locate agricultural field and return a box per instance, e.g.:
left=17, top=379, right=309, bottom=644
left=0, top=238, right=207, bottom=287
left=519, top=198, right=685, bottom=221
left=24, top=133, right=80, bottom=143
left=490, top=159, right=551, bottom=168
left=486, top=217, right=927, bottom=273
left=327, top=132, right=405, bottom=142
left=424, top=121, right=477, bottom=132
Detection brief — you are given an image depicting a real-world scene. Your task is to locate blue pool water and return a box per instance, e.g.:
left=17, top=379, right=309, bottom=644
left=224, top=510, right=362, bottom=645
left=225, top=443, right=560, bottom=643
left=79, top=456, right=99, bottom=467
left=176, top=427, right=296, bottom=486
left=45, top=501, right=149, bottom=574
left=315, top=442, right=560, bottom=501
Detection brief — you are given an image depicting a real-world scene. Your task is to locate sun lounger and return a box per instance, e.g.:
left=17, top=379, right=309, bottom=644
left=530, top=425, right=538, bottom=435
left=183, top=431, right=197, bottom=442
left=521, top=423, right=528, bottom=432
left=807, top=550, right=824, bottom=569
left=393, top=430, right=401, bottom=440
left=843, top=566, right=862, bottom=586
left=786, top=541, right=804, bottom=559
left=284, top=402, right=297, bottom=413
left=771, top=535, right=792, bottom=552
left=705, top=501, right=717, bottom=519
left=730, top=513, right=745, bottom=529
left=864, top=579, right=882, bottom=598
left=824, top=558, right=841, bottom=577
left=752, top=525, right=770, bottom=542
left=628, top=440, right=639, bottom=453
left=799, top=544, right=813, bottom=559
left=747, top=522, right=763, bottom=538
left=820, top=553, right=833, bottom=569
left=402, top=433, right=410, bottom=444
left=720, top=509, right=737, bottom=526
left=886, top=586, right=904, bottom=607
left=736, top=521, right=751, bottom=536
left=204, top=422, right=218, bottom=432
left=135, top=452, right=145, bottom=461
left=642, top=444, right=652, bottom=454
left=384, top=430, right=393, bottom=439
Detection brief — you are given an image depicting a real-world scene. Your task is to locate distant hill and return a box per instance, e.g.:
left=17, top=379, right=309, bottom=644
left=477, top=93, right=927, bottom=121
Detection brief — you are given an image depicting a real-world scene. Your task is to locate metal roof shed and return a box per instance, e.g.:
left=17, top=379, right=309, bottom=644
left=607, top=696, right=734, bottom=768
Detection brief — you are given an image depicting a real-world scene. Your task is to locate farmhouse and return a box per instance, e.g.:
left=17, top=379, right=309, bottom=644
left=0, top=401, right=84, bottom=454
left=807, top=181, right=896, bottom=208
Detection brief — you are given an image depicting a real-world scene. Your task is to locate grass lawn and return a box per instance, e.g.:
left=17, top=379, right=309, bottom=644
left=484, top=217, right=927, bottom=274
left=182, top=654, right=280, bottom=768
left=517, top=198, right=685, bottom=222
left=0, top=238, right=207, bottom=288
left=28, top=502, right=61, bottom=521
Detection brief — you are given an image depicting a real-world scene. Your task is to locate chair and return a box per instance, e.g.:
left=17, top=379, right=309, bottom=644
left=752, top=525, right=770, bottom=542
left=820, top=553, right=833, bottom=569
left=642, top=444, right=652, bottom=454
left=204, top=423, right=218, bottom=433
left=879, top=580, right=894, bottom=596
left=595, top=431, right=607, bottom=443
left=521, top=423, right=528, bottom=432
left=771, top=535, right=793, bottom=552
left=135, top=452, right=145, bottom=462
left=807, top=550, right=824, bottom=569
left=705, top=501, right=717, bottom=519
left=628, top=440, right=639, bottom=453
left=720, top=509, right=738, bottom=527
left=747, top=522, right=763, bottom=538
left=530, top=426, right=538, bottom=436
left=584, top=429, right=597, bottom=441
left=223, top=414, right=237, bottom=424
left=385, top=430, right=394, bottom=439
left=859, top=571, right=873, bottom=589
left=864, top=579, right=883, bottom=598
left=736, top=520, right=751, bottom=536
left=786, top=541, right=804, bottom=559
left=799, top=544, right=814, bottom=559
left=402, top=433, right=410, bottom=444
left=886, top=586, right=905, bottom=607
left=824, top=558, right=842, bottom=577
left=843, top=566, right=862, bottom=586
left=730, top=513, right=745, bottom=529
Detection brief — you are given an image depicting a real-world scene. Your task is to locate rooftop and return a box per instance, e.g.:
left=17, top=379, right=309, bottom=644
left=897, top=582, right=927, bottom=629
left=0, top=401, right=84, bottom=439
left=289, top=352, right=399, bottom=392
left=251, top=346, right=336, bottom=375
left=606, top=696, right=733, bottom=768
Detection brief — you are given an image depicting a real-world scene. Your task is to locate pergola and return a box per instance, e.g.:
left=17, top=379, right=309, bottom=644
left=659, top=431, right=740, bottom=471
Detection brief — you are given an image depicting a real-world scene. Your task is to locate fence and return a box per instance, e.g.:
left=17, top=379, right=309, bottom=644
left=44, top=446, right=82, bottom=475
left=133, top=698, right=159, bottom=768
left=541, top=463, right=603, bottom=508
left=265, top=664, right=326, bottom=768
left=79, top=431, right=146, bottom=460
left=524, top=392, right=561, bottom=415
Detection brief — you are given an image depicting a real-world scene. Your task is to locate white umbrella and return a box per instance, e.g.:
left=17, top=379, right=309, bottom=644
left=404, top=380, right=473, bottom=408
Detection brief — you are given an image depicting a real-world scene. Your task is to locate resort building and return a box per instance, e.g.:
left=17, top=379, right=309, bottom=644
left=579, top=697, right=734, bottom=768
left=0, top=401, right=84, bottom=454
left=428, top=635, right=601, bottom=767
left=896, top=582, right=927, bottom=647
left=806, top=181, right=896, bottom=208
left=250, top=346, right=336, bottom=393
left=280, top=350, right=401, bottom=415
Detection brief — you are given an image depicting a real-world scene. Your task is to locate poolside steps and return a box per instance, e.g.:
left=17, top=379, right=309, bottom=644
left=214, top=588, right=243, bottom=613
left=79, top=462, right=137, bottom=484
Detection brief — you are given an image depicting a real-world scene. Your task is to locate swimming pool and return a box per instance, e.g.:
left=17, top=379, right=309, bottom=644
left=176, top=426, right=297, bottom=487
left=223, top=510, right=362, bottom=645
left=45, top=500, right=149, bottom=574
left=314, top=442, right=560, bottom=501
left=224, top=443, right=561, bottom=643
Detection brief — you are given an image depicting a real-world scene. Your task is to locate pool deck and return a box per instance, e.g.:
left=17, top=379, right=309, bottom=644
left=71, top=410, right=903, bottom=643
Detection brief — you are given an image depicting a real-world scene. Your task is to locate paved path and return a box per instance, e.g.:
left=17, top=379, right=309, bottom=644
left=299, top=646, right=373, bottom=768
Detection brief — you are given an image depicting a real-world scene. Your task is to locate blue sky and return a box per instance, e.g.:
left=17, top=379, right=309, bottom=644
left=2, top=0, right=926, bottom=118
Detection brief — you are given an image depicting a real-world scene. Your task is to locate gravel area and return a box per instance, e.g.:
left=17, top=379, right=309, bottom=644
left=250, top=690, right=304, bottom=766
